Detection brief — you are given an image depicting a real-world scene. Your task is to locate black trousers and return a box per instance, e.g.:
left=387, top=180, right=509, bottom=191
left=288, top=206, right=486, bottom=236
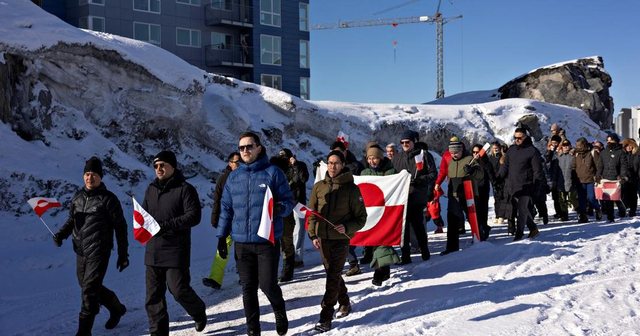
left=235, top=242, right=286, bottom=332
left=445, top=194, right=465, bottom=252
left=145, top=266, right=205, bottom=336
left=476, top=184, right=491, bottom=238
left=318, top=239, right=350, bottom=322
left=511, top=193, right=537, bottom=236
left=76, top=254, right=122, bottom=318
left=401, top=202, right=429, bottom=257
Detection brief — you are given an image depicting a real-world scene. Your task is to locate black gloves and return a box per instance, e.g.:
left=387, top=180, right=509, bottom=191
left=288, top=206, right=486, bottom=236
left=53, top=233, right=63, bottom=247
left=116, top=255, right=129, bottom=272
left=463, top=164, right=477, bottom=175
left=217, top=237, right=228, bottom=259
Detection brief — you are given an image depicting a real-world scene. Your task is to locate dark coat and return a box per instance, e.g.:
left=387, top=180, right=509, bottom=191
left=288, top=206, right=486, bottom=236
left=58, top=183, right=128, bottom=259
left=360, top=157, right=396, bottom=176
left=598, top=143, right=627, bottom=181
left=573, top=144, right=600, bottom=184
left=211, top=166, right=232, bottom=228
left=498, top=136, right=545, bottom=197
left=143, top=170, right=202, bottom=268
left=391, top=146, right=437, bottom=206
left=344, top=150, right=364, bottom=176
left=286, top=160, right=309, bottom=203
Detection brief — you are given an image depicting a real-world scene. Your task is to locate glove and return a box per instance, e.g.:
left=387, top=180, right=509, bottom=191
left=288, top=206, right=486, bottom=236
left=116, top=255, right=129, bottom=272
left=217, top=237, right=228, bottom=259
left=463, top=164, right=477, bottom=175
left=52, top=233, right=63, bottom=247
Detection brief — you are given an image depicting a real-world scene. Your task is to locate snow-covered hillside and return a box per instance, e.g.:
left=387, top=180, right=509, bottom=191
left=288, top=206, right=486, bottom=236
left=2, top=2, right=631, bottom=336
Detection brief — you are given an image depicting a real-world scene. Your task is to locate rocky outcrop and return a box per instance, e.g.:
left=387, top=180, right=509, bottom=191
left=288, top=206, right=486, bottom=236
left=498, top=56, right=614, bottom=129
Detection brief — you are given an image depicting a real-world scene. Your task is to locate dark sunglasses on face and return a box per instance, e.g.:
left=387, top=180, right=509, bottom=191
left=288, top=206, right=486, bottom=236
left=400, top=140, right=412, bottom=145
left=153, top=163, right=165, bottom=170
left=472, top=151, right=480, bottom=154
left=513, top=136, right=523, bottom=140
left=238, top=144, right=256, bottom=152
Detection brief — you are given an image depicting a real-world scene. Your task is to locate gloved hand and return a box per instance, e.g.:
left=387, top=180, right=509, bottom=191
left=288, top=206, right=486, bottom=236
left=116, top=255, right=129, bottom=272
left=463, top=164, right=477, bottom=175
left=217, top=237, right=228, bottom=259
left=52, top=233, right=63, bottom=247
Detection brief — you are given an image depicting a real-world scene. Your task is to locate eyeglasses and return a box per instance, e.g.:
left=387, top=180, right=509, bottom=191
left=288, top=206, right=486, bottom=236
left=153, top=163, right=165, bottom=170
left=513, top=136, right=524, bottom=141
left=400, top=140, right=412, bottom=145
left=238, top=144, right=256, bottom=152
left=327, top=161, right=343, bottom=166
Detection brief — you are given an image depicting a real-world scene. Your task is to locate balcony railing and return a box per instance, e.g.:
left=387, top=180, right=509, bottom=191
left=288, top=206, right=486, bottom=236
left=205, top=44, right=253, bottom=67
left=205, top=1, right=253, bottom=27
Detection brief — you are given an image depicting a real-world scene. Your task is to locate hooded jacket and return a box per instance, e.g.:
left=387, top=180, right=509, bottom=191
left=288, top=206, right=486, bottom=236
left=143, top=170, right=201, bottom=267
left=58, top=183, right=128, bottom=259
left=307, top=169, right=367, bottom=241
left=218, top=154, right=294, bottom=244
left=360, top=157, right=396, bottom=176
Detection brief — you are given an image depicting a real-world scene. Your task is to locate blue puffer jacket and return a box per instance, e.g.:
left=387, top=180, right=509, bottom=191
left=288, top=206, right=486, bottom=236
left=218, top=154, right=294, bottom=243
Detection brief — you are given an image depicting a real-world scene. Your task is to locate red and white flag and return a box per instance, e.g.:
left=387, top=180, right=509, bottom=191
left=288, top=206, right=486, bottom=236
left=132, top=197, right=161, bottom=245
left=595, top=179, right=622, bottom=201
left=27, top=197, right=62, bottom=217
left=476, top=143, right=491, bottom=157
left=415, top=150, right=424, bottom=171
left=293, top=202, right=315, bottom=230
left=258, top=185, right=275, bottom=245
left=350, top=170, right=411, bottom=246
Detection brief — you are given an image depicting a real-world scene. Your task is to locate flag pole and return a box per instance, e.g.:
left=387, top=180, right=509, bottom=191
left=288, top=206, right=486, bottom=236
left=38, top=217, right=56, bottom=237
left=309, top=212, right=352, bottom=240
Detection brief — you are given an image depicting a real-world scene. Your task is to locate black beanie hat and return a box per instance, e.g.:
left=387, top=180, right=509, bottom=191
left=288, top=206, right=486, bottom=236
left=327, top=150, right=345, bottom=163
left=400, top=130, right=418, bottom=143
left=84, top=156, right=104, bottom=177
left=153, top=150, right=177, bottom=168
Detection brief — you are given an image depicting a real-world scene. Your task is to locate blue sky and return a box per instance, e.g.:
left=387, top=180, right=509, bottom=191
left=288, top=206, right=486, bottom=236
left=309, top=0, right=639, bottom=111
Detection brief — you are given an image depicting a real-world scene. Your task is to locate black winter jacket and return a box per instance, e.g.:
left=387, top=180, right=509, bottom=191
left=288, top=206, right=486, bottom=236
left=58, top=183, right=128, bottom=259
left=392, top=145, right=437, bottom=205
left=598, top=143, right=627, bottom=181
left=286, top=160, right=310, bottom=203
left=498, top=137, right=545, bottom=197
left=211, top=166, right=232, bottom=228
left=143, top=170, right=202, bottom=268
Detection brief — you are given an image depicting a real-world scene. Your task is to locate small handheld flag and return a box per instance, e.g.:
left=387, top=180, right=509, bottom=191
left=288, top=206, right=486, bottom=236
left=27, top=197, right=61, bottom=236
left=132, top=197, right=161, bottom=244
left=257, top=186, right=275, bottom=245
left=415, top=149, right=424, bottom=171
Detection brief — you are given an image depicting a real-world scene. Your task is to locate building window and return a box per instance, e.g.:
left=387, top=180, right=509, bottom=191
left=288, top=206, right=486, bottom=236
left=134, top=0, right=161, bottom=13
left=299, top=3, right=309, bottom=31
left=261, top=74, right=282, bottom=90
left=260, top=35, right=281, bottom=65
left=134, top=22, right=161, bottom=45
left=176, top=28, right=201, bottom=47
left=176, top=0, right=200, bottom=5
left=211, top=32, right=232, bottom=49
left=79, top=16, right=105, bottom=32
left=300, top=77, right=310, bottom=99
left=299, top=40, right=309, bottom=68
left=260, top=0, right=281, bottom=27
left=211, top=0, right=232, bottom=10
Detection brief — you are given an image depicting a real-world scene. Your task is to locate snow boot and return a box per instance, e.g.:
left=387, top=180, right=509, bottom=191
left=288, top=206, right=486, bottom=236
left=274, top=310, right=288, bottom=336
left=578, top=213, right=589, bottom=223
left=345, top=264, right=361, bottom=276
left=76, top=314, right=95, bottom=336
left=314, top=321, right=332, bottom=333
left=194, top=313, right=207, bottom=332
left=336, top=303, right=352, bottom=318
left=105, top=304, right=126, bottom=330
left=202, top=277, right=221, bottom=289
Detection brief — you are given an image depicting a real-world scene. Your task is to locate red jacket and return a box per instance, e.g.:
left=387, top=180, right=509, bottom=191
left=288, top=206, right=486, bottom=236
left=435, top=150, right=452, bottom=186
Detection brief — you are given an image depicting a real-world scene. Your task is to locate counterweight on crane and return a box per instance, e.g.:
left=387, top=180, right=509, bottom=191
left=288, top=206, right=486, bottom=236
left=312, top=5, right=461, bottom=99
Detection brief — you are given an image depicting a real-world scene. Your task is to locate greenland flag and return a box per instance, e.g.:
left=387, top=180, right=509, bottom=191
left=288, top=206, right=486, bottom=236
left=258, top=185, right=275, bottom=245
left=28, top=197, right=62, bottom=217
left=415, top=150, right=424, bottom=171
left=595, top=179, right=622, bottom=201
left=477, top=143, right=491, bottom=157
left=132, top=197, right=161, bottom=245
left=351, top=170, right=411, bottom=246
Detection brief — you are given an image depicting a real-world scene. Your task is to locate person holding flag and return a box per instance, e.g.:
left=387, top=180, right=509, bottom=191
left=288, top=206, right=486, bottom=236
left=52, top=156, right=129, bottom=336
left=471, top=143, right=494, bottom=240
left=142, top=150, right=207, bottom=335
left=307, top=150, right=367, bottom=332
left=391, top=130, right=437, bottom=264
left=218, top=131, right=294, bottom=336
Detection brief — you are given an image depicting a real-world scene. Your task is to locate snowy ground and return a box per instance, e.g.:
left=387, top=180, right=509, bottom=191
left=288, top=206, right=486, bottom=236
left=3, top=196, right=640, bottom=336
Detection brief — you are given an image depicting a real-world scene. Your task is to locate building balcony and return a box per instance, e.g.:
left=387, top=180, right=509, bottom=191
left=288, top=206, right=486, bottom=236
left=205, top=44, right=253, bottom=67
left=204, top=2, right=253, bottom=27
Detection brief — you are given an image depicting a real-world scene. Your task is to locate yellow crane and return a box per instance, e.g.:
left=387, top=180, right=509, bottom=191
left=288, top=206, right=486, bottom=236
left=312, top=0, right=462, bottom=99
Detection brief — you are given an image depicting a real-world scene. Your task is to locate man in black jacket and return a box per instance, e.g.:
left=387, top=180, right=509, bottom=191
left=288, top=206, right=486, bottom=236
left=498, top=128, right=544, bottom=241
left=53, top=156, right=129, bottom=336
left=597, top=133, right=628, bottom=222
left=143, top=150, right=206, bottom=335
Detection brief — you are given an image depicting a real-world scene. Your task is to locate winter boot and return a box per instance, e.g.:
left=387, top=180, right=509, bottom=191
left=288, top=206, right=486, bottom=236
left=421, top=246, right=431, bottom=261
left=194, top=313, right=207, bottom=332
left=105, top=304, right=126, bottom=329
left=528, top=228, right=540, bottom=239
left=345, top=264, right=361, bottom=276
left=274, top=310, right=288, bottom=336
left=76, top=314, right=95, bottom=336
left=595, top=209, right=603, bottom=220
left=314, top=321, right=332, bottom=333
left=202, top=278, right=221, bottom=289
left=336, top=303, right=352, bottom=318
left=578, top=213, right=589, bottom=223
left=279, top=256, right=295, bottom=283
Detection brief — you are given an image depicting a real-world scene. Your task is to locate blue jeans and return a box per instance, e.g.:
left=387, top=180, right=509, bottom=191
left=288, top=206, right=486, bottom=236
left=577, top=183, right=600, bottom=214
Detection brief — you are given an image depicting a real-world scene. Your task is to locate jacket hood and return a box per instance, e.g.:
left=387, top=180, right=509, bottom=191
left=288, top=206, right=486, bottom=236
left=324, top=169, right=354, bottom=185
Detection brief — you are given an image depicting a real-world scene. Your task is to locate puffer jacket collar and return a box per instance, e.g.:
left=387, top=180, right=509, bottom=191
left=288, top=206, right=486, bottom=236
left=152, top=169, right=186, bottom=191
left=239, top=154, right=270, bottom=173
left=324, top=169, right=354, bottom=185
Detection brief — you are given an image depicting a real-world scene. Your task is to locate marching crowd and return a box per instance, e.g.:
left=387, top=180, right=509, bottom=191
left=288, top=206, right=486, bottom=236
left=51, top=125, right=640, bottom=335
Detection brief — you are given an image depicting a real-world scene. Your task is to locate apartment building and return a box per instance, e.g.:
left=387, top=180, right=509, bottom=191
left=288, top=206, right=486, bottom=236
left=615, top=106, right=640, bottom=142
left=38, top=0, right=311, bottom=99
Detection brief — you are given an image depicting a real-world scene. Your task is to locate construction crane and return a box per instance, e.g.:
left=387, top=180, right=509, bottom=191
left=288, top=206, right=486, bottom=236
left=312, top=1, right=462, bottom=99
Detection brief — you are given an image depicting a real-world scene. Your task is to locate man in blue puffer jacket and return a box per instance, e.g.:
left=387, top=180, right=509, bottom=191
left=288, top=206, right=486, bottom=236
left=218, top=131, right=294, bottom=336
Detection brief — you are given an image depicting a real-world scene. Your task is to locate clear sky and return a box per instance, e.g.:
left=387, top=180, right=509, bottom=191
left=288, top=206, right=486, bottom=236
left=309, top=0, right=639, bottom=111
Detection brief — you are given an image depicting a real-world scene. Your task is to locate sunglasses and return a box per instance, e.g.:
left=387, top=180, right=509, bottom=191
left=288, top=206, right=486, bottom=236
left=153, top=163, right=165, bottom=170
left=238, top=144, right=256, bottom=152
left=513, top=136, right=524, bottom=140
left=400, top=140, right=412, bottom=145
left=472, top=151, right=480, bottom=154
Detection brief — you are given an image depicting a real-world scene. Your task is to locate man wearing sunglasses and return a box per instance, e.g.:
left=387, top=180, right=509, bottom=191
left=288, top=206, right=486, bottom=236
left=498, top=128, right=544, bottom=241
left=218, top=132, right=294, bottom=336
left=143, top=150, right=207, bottom=335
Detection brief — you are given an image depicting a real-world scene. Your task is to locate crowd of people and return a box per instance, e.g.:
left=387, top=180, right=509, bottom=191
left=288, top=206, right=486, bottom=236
left=51, top=125, right=640, bottom=335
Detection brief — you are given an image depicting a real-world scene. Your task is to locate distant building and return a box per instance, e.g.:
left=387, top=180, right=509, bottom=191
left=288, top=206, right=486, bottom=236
left=36, top=0, right=311, bottom=99
left=614, top=106, right=640, bottom=141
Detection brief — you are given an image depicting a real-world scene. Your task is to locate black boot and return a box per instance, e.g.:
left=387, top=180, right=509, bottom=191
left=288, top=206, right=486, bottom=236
left=76, top=314, right=95, bottom=336
left=360, top=246, right=373, bottom=265
left=279, top=256, right=295, bottom=283
left=105, top=304, right=126, bottom=329
left=274, top=310, right=288, bottom=336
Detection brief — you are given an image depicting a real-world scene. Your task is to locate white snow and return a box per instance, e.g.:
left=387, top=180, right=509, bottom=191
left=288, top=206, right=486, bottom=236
left=1, top=2, right=636, bottom=336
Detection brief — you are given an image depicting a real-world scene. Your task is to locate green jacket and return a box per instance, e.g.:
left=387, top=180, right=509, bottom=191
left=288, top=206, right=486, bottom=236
left=307, top=169, right=367, bottom=241
left=447, top=154, right=484, bottom=198
left=361, top=157, right=396, bottom=176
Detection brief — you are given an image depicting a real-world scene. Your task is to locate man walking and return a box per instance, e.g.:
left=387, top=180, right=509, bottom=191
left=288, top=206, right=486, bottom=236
left=143, top=150, right=206, bottom=335
left=53, top=156, right=129, bottom=336
left=218, top=132, right=294, bottom=336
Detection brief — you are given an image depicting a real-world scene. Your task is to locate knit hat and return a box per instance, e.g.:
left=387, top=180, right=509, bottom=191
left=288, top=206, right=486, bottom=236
left=550, top=135, right=562, bottom=143
left=448, top=136, right=463, bottom=153
left=153, top=150, right=177, bottom=168
left=327, top=150, right=345, bottom=163
left=365, top=141, right=379, bottom=150
left=278, top=148, right=293, bottom=159
left=607, top=133, right=620, bottom=143
left=400, top=130, right=418, bottom=142
left=84, top=156, right=104, bottom=178
left=366, top=146, right=384, bottom=159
